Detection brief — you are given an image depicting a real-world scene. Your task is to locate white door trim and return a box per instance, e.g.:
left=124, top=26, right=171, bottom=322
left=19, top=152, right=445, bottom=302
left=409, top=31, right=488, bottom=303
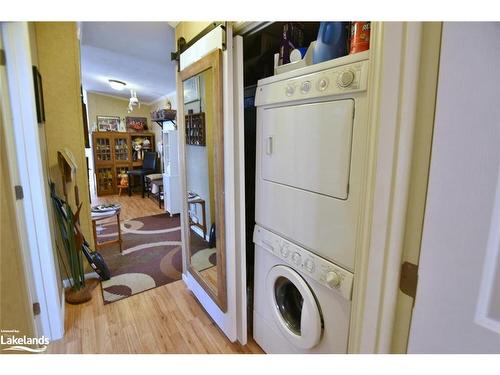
left=177, top=24, right=239, bottom=342
left=232, top=34, right=248, bottom=345
left=349, top=22, right=425, bottom=353
left=1, top=22, right=64, bottom=340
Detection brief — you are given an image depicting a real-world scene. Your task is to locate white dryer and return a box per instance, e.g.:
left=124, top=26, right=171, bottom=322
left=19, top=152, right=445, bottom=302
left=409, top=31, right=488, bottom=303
left=253, top=225, right=354, bottom=353
left=254, top=52, right=370, bottom=271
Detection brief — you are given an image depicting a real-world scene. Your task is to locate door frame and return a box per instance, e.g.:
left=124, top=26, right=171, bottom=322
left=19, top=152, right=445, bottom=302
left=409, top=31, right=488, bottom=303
left=1, top=22, right=64, bottom=340
left=348, top=22, right=441, bottom=353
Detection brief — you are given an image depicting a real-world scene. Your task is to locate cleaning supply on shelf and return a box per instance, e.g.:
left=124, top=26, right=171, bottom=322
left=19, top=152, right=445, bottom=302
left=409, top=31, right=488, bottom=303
left=349, top=22, right=371, bottom=54
left=312, top=22, right=349, bottom=64
left=279, top=23, right=305, bottom=66
left=279, top=23, right=293, bottom=65
left=290, top=47, right=307, bottom=62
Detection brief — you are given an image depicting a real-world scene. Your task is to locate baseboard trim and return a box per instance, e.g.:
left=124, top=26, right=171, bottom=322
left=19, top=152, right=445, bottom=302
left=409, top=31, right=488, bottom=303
left=62, top=272, right=100, bottom=289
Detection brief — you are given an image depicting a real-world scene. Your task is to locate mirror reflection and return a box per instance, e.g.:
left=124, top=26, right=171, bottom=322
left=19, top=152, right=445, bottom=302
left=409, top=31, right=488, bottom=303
left=184, top=68, right=218, bottom=292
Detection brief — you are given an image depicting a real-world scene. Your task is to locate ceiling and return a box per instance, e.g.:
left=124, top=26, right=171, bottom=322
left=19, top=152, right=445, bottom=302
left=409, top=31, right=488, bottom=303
left=80, top=22, right=177, bottom=104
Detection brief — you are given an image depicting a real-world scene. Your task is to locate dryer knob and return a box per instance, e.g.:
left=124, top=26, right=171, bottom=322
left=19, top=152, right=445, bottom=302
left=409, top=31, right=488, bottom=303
left=325, top=271, right=341, bottom=288
left=337, top=70, right=355, bottom=88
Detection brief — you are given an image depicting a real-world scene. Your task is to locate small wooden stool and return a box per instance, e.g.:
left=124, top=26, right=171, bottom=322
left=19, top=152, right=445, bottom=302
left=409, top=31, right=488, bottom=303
left=91, top=209, right=122, bottom=253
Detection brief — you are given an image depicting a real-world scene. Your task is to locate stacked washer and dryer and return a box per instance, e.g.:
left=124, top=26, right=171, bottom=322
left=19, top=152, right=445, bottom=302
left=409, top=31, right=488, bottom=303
left=252, top=51, right=370, bottom=353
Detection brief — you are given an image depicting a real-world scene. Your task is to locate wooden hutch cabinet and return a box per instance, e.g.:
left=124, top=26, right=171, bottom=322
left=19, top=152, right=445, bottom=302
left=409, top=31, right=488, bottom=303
left=92, top=131, right=155, bottom=196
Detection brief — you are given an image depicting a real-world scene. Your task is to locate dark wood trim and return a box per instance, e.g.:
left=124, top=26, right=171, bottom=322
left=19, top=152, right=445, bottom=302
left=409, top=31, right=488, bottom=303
left=171, top=22, right=226, bottom=68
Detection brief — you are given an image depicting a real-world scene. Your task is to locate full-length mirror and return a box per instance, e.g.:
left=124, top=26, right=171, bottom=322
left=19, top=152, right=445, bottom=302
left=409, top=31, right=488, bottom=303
left=180, top=49, right=226, bottom=311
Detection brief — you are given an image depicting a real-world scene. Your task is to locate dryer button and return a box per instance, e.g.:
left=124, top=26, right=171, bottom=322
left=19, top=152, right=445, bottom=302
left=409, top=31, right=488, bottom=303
left=300, top=81, right=311, bottom=94
left=317, top=78, right=329, bottom=91
left=285, top=85, right=295, bottom=96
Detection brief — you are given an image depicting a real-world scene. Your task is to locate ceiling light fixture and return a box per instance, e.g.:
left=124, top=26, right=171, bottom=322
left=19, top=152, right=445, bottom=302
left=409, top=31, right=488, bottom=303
left=108, top=79, right=126, bottom=91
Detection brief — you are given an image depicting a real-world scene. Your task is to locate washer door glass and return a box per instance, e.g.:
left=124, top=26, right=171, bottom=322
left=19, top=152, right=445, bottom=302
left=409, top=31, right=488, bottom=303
left=274, top=276, right=304, bottom=335
left=266, top=265, right=323, bottom=349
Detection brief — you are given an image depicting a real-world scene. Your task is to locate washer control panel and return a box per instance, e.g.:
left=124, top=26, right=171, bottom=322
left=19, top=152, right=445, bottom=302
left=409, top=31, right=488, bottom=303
left=255, top=59, right=369, bottom=107
left=253, top=225, right=354, bottom=300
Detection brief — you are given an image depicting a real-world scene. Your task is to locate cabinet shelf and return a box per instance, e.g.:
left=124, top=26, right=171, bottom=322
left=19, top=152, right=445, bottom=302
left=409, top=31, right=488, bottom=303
left=92, top=131, right=155, bottom=196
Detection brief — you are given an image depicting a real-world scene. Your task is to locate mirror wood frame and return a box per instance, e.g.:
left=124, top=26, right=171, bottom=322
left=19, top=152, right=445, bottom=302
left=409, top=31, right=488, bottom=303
left=179, top=49, right=227, bottom=312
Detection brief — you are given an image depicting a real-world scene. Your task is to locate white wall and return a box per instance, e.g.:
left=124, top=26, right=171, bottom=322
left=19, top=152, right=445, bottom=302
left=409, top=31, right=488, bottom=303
left=408, top=22, right=500, bottom=353
left=184, top=75, right=211, bottom=237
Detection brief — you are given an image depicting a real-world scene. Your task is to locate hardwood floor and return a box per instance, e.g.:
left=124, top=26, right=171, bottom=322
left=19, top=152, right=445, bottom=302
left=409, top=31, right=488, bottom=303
left=72, top=181, right=263, bottom=354
left=92, top=192, right=166, bottom=223
left=47, top=278, right=263, bottom=354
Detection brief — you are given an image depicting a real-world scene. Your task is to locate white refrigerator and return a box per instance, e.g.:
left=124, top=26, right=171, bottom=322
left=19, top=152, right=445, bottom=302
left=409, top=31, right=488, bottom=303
left=162, top=129, right=181, bottom=216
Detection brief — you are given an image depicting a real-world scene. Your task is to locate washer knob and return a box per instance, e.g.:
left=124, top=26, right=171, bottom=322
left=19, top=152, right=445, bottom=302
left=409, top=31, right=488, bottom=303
left=280, top=244, right=290, bottom=258
left=304, top=258, right=315, bottom=273
left=292, top=252, right=302, bottom=265
left=337, top=70, right=355, bottom=88
left=285, top=85, right=295, bottom=96
left=325, top=271, right=341, bottom=288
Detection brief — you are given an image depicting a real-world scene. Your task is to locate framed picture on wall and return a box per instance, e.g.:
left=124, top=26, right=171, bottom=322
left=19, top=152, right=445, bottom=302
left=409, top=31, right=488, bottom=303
left=126, top=116, right=148, bottom=132
left=32, top=66, right=45, bottom=124
left=97, top=115, right=120, bottom=131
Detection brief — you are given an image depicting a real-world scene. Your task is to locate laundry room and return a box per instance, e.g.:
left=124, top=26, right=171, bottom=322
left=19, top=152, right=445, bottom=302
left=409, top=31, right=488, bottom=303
left=3, top=9, right=500, bottom=365
left=238, top=21, right=372, bottom=353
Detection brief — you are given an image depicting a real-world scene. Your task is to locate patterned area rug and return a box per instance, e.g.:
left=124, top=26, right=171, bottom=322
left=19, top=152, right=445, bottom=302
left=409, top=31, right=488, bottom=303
left=189, top=229, right=217, bottom=272
left=97, top=213, right=182, bottom=304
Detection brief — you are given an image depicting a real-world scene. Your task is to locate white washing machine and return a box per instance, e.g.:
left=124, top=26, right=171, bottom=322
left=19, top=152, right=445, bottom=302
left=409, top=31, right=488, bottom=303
left=254, top=52, right=370, bottom=272
left=253, top=225, right=354, bottom=353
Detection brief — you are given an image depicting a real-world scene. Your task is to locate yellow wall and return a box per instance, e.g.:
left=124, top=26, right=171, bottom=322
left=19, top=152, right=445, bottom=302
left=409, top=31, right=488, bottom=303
left=87, top=92, right=155, bottom=133
left=202, top=71, right=215, bottom=226
left=0, top=107, right=35, bottom=345
left=175, top=22, right=212, bottom=43
left=28, top=22, right=64, bottom=297
left=34, top=23, right=93, bottom=260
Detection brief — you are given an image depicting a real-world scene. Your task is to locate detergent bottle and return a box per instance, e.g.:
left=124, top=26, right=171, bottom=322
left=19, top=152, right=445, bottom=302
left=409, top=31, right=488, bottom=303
left=312, top=22, right=349, bottom=64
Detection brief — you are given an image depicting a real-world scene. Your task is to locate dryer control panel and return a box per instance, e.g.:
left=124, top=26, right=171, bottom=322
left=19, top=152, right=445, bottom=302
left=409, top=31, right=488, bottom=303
left=253, top=225, right=354, bottom=300
left=255, top=58, right=369, bottom=107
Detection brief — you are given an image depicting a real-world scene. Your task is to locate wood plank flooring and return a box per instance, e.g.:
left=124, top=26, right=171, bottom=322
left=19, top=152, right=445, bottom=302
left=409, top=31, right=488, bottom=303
left=92, top=192, right=165, bottom=222
left=47, top=278, right=263, bottom=354
left=56, top=191, right=262, bottom=354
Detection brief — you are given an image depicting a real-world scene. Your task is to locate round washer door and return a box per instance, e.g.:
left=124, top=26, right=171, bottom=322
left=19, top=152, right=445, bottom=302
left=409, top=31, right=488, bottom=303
left=266, top=265, right=323, bottom=349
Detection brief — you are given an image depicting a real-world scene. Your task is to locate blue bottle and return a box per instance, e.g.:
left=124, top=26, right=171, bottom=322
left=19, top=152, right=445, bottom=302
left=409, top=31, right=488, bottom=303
left=312, top=22, right=349, bottom=64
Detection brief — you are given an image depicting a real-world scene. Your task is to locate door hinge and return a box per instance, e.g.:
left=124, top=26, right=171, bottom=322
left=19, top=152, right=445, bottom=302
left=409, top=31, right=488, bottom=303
left=0, top=49, right=5, bottom=66
left=400, top=261, right=418, bottom=300
left=32, top=302, right=41, bottom=316
left=14, top=185, right=24, bottom=200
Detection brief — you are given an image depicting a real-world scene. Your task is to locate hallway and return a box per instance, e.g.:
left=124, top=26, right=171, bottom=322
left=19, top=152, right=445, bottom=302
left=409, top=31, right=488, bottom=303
left=47, top=278, right=263, bottom=354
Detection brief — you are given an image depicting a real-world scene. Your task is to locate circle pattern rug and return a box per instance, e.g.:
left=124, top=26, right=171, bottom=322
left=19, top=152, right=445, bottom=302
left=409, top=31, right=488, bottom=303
left=97, top=213, right=182, bottom=304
